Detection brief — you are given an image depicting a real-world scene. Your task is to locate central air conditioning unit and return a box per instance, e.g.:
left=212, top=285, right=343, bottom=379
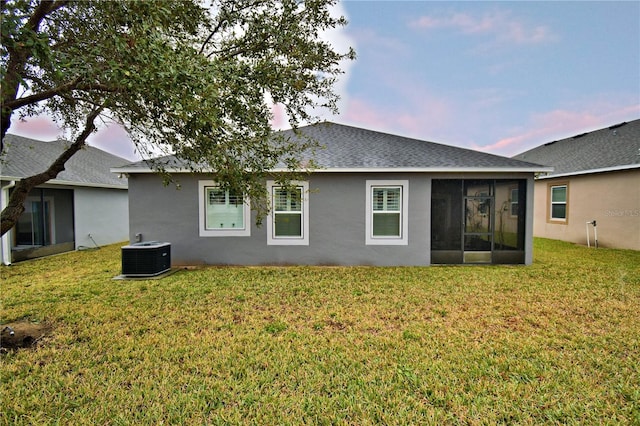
left=121, top=241, right=171, bottom=277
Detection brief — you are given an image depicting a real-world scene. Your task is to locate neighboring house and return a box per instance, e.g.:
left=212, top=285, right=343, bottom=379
left=113, top=122, right=550, bottom=266
left=1, top=134, right=130, bottom=264
left=514, top=119, right=640, bottom=250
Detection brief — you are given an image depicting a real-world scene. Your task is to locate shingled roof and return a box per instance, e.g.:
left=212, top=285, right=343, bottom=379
left=114, top=122, right=547, bottom=173
left=513, top=119, right=640, bottom=178
left=1, top=134, right=129, bottom=188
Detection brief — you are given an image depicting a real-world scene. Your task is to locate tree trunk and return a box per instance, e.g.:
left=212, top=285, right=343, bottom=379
left=1, top=108, right=101, bottom=236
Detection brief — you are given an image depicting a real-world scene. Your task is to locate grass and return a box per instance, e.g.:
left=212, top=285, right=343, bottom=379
left=1, top=239, right=639, bottom=425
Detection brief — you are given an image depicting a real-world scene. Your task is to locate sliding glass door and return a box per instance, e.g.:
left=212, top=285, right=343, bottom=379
left=464, top=187, right=493, bottom=262
left=15, top=195, right=54, bottom=247
left=11, top=187, right=75, bottom=261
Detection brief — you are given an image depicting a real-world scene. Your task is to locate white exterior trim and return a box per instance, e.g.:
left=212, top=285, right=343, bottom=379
left=536, top=164, right=640, bottom=180
left=3, top=175, right=127, bottom=190
left=266, top=180, right=309, bottom=246
left=113, top=166, right=552, bottom=175
left=366, top=180, right=409, bottom=246
left=1, top=180, right=16, bottom=265
left=198, top=180, right=251, bottom=237
left=549, top=184, right=568, bottom=222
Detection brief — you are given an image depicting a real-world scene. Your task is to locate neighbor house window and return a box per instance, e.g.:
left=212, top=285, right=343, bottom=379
left=198, top=180, right=251, bottom=237
left=510, top=188, right=519, bottom=217
left=549, top=184, right=568, bottom=222
left=267, top=180, right=309, bottom=245
left=366, top=180, right=409, bottom=245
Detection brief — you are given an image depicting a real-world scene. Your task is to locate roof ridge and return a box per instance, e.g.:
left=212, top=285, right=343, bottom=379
left=290, top=121, right=524, bottom=162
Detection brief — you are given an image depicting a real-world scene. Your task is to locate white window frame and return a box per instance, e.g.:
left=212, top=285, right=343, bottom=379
left=366, top=180, right=409, bottom=245
left=510, top=187, right=519, bottom=217
left=198, top=180, right=251, bottom=237
left=266, top=180, right=309, bottom=246
left=549, top=184, right=568, bottom=222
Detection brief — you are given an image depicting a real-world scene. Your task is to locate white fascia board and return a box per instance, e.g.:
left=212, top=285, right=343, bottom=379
left=536, top=164, right=640, bottom=180
left=114, top=166, right=553, bottom=174
left=287, top=167, right=555, bottom=173
left=47, top=180, right=128, bottom=190
left=110, top=166, right=189, bottom=174
left=1, top=175, right=127, bottom=190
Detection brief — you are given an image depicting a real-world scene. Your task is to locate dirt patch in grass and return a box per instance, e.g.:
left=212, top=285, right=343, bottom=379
left=1, top=320, right=51, bottom=352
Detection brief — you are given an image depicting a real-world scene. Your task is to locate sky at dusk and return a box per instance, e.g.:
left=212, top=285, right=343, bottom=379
left=8, top=0, right=640, bottom=161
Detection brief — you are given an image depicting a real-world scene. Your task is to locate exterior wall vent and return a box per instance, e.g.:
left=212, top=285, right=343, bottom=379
left=121, top=241, right=171, bottom=277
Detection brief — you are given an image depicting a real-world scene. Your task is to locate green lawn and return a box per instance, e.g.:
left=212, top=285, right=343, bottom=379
left=2, top=239, right=639, bottom=425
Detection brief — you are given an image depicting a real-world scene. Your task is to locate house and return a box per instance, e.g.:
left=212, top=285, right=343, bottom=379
left=1, top=134, right=130, bottom=264
left=112, top=122, right=550, bottom=266
left=513, top=119, right=640, bottom=250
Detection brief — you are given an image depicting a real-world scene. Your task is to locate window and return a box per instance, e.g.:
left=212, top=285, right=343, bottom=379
left=267, top=181, right=309, bottom=245
left=16, top=196, right=55, bottom=246
left=198, top=180, right=251, bottom=237
left=366, top=180, right=408, bottom=245
left=510, top=188, right=519, bottom=217
left=549, top=184, right=568, bottom=222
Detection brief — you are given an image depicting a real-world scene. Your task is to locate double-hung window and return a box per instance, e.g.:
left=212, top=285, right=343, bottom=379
left=198, top=180, right=251, bottom=237
left=267, top=180, right=309, bottom=245
left=366, top=180, right=409, bottom=245
left=549, top=184, right=568, bottom=222
left=510, top=188, right=519, bottom=217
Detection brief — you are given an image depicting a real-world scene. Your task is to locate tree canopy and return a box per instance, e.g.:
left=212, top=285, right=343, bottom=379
left=0, top=0, right=355, bottom=235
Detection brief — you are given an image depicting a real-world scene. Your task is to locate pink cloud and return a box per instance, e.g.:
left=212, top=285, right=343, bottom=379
left=340, top=65, right=493, bottom=148
left=476, top=104, right=640, bottom=156
left=8, top=113, right=140, bottom=161
left=343, top=95, right=455, bottom=144
left=9, top=115, right=61, bottom=140
left=89, top=123, right=139, bottom=161
left=270, top=103, right=288, bottom=130
left=343, top=98, right=387, bottom=126
left=410, top=11, right=557, bottom=45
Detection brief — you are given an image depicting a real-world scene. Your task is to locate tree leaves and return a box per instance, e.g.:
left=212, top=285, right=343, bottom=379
left=1, top=0, right=354, bottom=228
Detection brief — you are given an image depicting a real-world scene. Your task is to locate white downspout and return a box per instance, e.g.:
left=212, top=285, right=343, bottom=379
left=586, top=220, right=598, bottom=249
left=1, top=180, right=16, bottom=265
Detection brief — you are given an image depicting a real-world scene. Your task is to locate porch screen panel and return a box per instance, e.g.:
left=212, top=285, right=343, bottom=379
left=494, top=180, right=526, bottom=251
left=431, top=180, right=463, bottom=250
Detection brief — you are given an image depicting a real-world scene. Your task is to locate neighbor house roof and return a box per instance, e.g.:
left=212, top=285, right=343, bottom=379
left=513, top=119, right=640, bottom=179
left=1, top=134, right=129, bottom=189
left=113, top=122, right=549, bottom=174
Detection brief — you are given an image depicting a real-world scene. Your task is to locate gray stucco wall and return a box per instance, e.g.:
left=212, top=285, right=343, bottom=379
left=128, top=172, right=534, bottom=266
left=74, top=187, right=129, bottom=249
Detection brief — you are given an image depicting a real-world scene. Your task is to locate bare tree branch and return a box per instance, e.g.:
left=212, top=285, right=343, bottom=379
left=3, top=77, right=81, bottom=109
left=4, top=79, right=122, bottom=110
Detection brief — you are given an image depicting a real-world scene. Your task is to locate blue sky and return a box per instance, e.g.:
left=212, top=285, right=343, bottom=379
left=9, top=1, right=640, bottom=159
left=328, top=0, right=640, bottom=156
